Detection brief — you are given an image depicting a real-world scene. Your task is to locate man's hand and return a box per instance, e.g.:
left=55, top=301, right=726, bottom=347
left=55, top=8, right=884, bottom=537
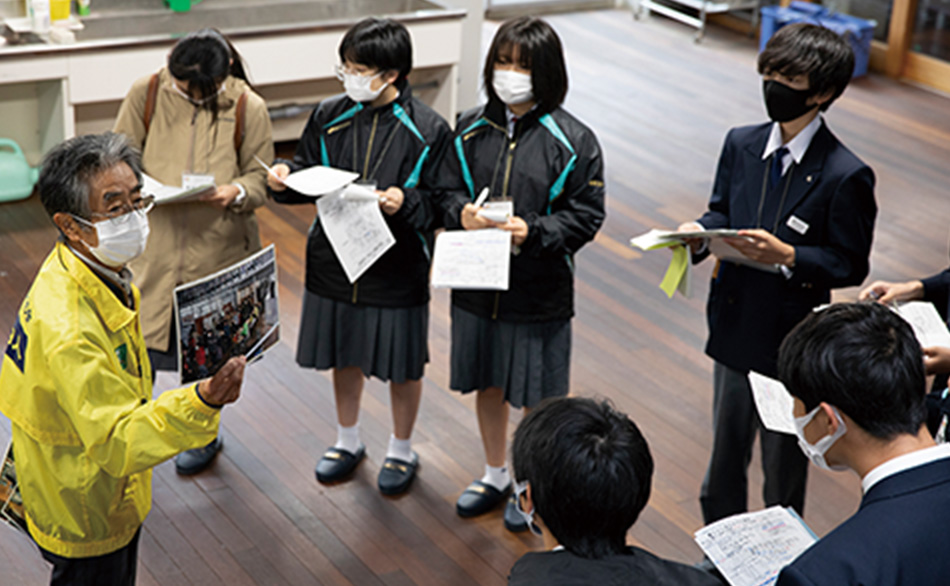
left=461, top=203, right=498, bottom=230
left=202, top=185, right=241, bottom=209
left=858, top=280, right=924, bottom=305
left=676, top=222, right=705, bottom=254
left=380, top=186, right=404, bottom=216
left=197, top=356, right=246, bottom=406
left=726, top=229, right=795, bottom=266
left=923, top=346, right=950, bottom=375
left=499, top=216, right=529, bottom=246
left=267, top=163, right=290, bottom=192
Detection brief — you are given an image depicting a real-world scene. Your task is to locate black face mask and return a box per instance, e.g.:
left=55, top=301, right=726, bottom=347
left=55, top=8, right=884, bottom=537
left=763, top=79, right=816, bottom=123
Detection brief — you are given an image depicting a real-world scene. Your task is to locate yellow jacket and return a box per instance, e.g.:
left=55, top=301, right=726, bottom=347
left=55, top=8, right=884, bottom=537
left=0, top=243, right=221, bottom=558
left=113, top=68, right=274, bottom=352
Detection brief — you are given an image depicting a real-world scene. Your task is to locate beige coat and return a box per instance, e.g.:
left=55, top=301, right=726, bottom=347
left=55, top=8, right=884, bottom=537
left=114, top=68, right=274, bottom=352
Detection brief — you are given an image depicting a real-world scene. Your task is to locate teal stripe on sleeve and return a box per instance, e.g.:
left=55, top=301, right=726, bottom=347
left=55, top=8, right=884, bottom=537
left=403, top=145, right=430, bottom=189
left=453, top=118, right=489, bottom=200
left=392, top=103, right=424, bottom=141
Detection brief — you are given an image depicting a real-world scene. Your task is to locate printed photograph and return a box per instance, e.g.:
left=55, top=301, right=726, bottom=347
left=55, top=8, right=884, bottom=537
left=174, top=245, right=280, bottom=385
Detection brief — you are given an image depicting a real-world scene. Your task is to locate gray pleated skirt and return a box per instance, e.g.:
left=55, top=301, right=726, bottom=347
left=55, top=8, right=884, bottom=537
left=449, top=305, right=571, bottom=409
left=296, top=291, right=429, bottom=384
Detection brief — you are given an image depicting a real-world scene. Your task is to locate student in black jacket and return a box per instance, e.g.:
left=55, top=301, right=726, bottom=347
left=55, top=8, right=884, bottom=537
left=507, top=397, right=722, bottom=586
left=268, top=18, right=452, bottom=495
left=438, top=17, right=606, bottom=528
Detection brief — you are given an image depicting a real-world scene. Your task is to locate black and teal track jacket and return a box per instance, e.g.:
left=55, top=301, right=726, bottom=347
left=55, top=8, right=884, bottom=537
left=438, top=99, right=606, bottom=323
left=270, top=80, right=452, bottom=307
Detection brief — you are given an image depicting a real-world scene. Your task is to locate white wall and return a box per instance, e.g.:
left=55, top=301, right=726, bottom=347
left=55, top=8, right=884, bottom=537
left=440, top=0, right=484, bottom=115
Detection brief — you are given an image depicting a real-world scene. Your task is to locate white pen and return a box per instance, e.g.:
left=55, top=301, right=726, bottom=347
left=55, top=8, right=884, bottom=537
left=473, top=186, right=490, bottom=208
left=254, top=155, right=284, bottom=183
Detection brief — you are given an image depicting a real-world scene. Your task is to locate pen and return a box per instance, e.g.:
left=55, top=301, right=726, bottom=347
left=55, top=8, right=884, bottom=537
left=254, top=155, right=284, bottom=183
left=474, top=186, right=490, bottom=208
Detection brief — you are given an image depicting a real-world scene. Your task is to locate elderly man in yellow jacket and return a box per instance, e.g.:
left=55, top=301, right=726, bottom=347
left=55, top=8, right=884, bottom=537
left=0, top=132, right=245, bottom=586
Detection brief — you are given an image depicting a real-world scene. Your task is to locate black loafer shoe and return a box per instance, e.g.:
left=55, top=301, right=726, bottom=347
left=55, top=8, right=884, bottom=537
left=315, top=445, right=365, bottom=484
left=175, top=436, right=223, bottom=475
left=456, top=480, right=511, bottom=518
left=377, top=452, right=419, bottom=496
left=503, top=494, right=529, bottom=533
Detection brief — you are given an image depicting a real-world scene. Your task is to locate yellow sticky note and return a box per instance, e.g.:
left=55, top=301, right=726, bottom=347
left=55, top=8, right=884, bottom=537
left=660, top=245, right=688, bottom=298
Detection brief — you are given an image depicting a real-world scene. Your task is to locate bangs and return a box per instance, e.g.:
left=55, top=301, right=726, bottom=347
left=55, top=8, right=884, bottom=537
left=494, top=39, right=533, bottom=70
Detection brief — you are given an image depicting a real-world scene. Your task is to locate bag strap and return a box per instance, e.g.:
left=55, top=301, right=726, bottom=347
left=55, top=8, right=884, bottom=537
left=143, top=72, right=160, bottom=134
left=233, top=91, right=248, bottom=153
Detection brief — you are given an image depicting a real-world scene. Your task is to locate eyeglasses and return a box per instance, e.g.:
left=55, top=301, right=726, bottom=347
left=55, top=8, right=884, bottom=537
left=76, top=195, right=156, bottom=227
left=333, top=64, right=379, bottom=81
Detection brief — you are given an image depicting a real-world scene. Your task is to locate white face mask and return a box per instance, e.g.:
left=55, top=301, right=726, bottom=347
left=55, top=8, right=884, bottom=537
left=793, top=405, right=848, bottom=471
left=513, top=480, right=543, bottom=536
left=493, top=70, right=534, bottom=105
left=74, top=209, right=150, bottom=267
left=337, top=67, right=389, bottom=103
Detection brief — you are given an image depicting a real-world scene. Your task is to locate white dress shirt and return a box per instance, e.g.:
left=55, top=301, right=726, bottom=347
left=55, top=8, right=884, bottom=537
left=861, top=443, right=950, bottom=495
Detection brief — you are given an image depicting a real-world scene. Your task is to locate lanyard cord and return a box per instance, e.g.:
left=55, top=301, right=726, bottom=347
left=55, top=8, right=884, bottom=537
left=351, top=109, right=403, bottom=183
left=487, top=131, right=509, bottom=199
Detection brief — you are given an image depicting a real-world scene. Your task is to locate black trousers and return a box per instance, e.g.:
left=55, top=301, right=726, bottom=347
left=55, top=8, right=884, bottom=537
left=39, top=528, right=141, bottom=586
left=699, top=362, right=808, bottom=524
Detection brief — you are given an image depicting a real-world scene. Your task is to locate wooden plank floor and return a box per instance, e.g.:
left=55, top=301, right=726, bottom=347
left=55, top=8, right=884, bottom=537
left=1, top=9, right=950, bottom=584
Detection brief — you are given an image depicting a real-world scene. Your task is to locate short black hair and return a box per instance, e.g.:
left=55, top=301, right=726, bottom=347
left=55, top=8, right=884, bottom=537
left=339, top=18, right=412, bottom=81
left=757, top=23, right=855, bottom=112
left=168, top=28, right=253, bottom=120
left=511, top=397, right=653, bottom=559
left=483, top=16, right=568, bottom=115
left=778, top=303, right=927, bottom=439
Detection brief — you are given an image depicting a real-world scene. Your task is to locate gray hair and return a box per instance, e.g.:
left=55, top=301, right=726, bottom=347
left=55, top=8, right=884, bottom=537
left=38, top=132, right=142, bottom=221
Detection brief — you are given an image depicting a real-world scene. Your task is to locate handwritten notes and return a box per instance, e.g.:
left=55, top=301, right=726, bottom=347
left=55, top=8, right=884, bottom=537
left=431, top=229, right=511, bottom=290
left=748, top=372, right=797, bottom=435
left=895, top=301, right=950, bottom=349
left=695, top=506, right=817, bottom=586
left=316, top=190, right=395, bottom=283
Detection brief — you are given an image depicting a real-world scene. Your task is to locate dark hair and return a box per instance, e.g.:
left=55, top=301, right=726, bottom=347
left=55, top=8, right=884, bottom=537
left=168, top=28, right=252, bottom=121
left=778, top=303, right=927, bottom=439
left=758, top=23, right=854, bottom=112
left=338, top=18, right=412, bottom=81
left=511, top=397, right=653, bottom=559
left=39, top=132, right=142, bottom=221
left=483, top=17, right=568, bottom=114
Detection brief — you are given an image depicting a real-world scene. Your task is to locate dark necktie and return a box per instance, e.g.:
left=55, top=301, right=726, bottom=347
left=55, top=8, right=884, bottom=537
left=769, top=146, right=789, bottom=191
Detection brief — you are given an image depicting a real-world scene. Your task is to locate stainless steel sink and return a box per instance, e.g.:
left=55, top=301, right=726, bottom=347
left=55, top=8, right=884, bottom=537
left=73, top=0, right=453, bottom=42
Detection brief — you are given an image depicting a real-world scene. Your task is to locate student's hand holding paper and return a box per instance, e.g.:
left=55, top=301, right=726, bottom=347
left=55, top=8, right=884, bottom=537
left=379, top=186, right=404, bottom=215
left=461, top=203, right=499, bottom=230
left=201, top=184, right=240, bottom=209
left=859, top=280, right=924, bottom=305
left=923, top=346, right=950, bottom=375
left=499, top=216, right=529, bottom=246
left=676, top=222, right=705, bottom=253
left=267, top=163, right=291, bottom=192
left=728, top=229, right=795, bottom=266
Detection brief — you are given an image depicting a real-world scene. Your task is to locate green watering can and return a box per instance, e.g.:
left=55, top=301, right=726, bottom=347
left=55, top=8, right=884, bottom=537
left=0, top=139, right=39, bottom=203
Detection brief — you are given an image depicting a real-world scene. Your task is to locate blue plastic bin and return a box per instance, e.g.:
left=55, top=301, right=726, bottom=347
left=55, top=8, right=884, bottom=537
left=760, top=1, right=875, bottom=77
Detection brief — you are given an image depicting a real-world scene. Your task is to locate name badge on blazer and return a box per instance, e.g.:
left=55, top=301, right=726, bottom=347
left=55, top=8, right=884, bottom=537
left=787, top=215, right=809, bottom=235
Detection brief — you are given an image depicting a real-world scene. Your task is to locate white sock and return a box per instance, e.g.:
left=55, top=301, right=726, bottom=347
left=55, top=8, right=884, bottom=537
left=481, top=464, right=510, bottom=491
left=386, top=435, right=414, bottom=463
left=334, top=423, right=361, bottom=454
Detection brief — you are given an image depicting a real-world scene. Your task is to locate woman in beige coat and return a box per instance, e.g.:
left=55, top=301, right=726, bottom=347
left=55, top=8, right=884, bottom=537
left=113, top=28, right=273, bottom=474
